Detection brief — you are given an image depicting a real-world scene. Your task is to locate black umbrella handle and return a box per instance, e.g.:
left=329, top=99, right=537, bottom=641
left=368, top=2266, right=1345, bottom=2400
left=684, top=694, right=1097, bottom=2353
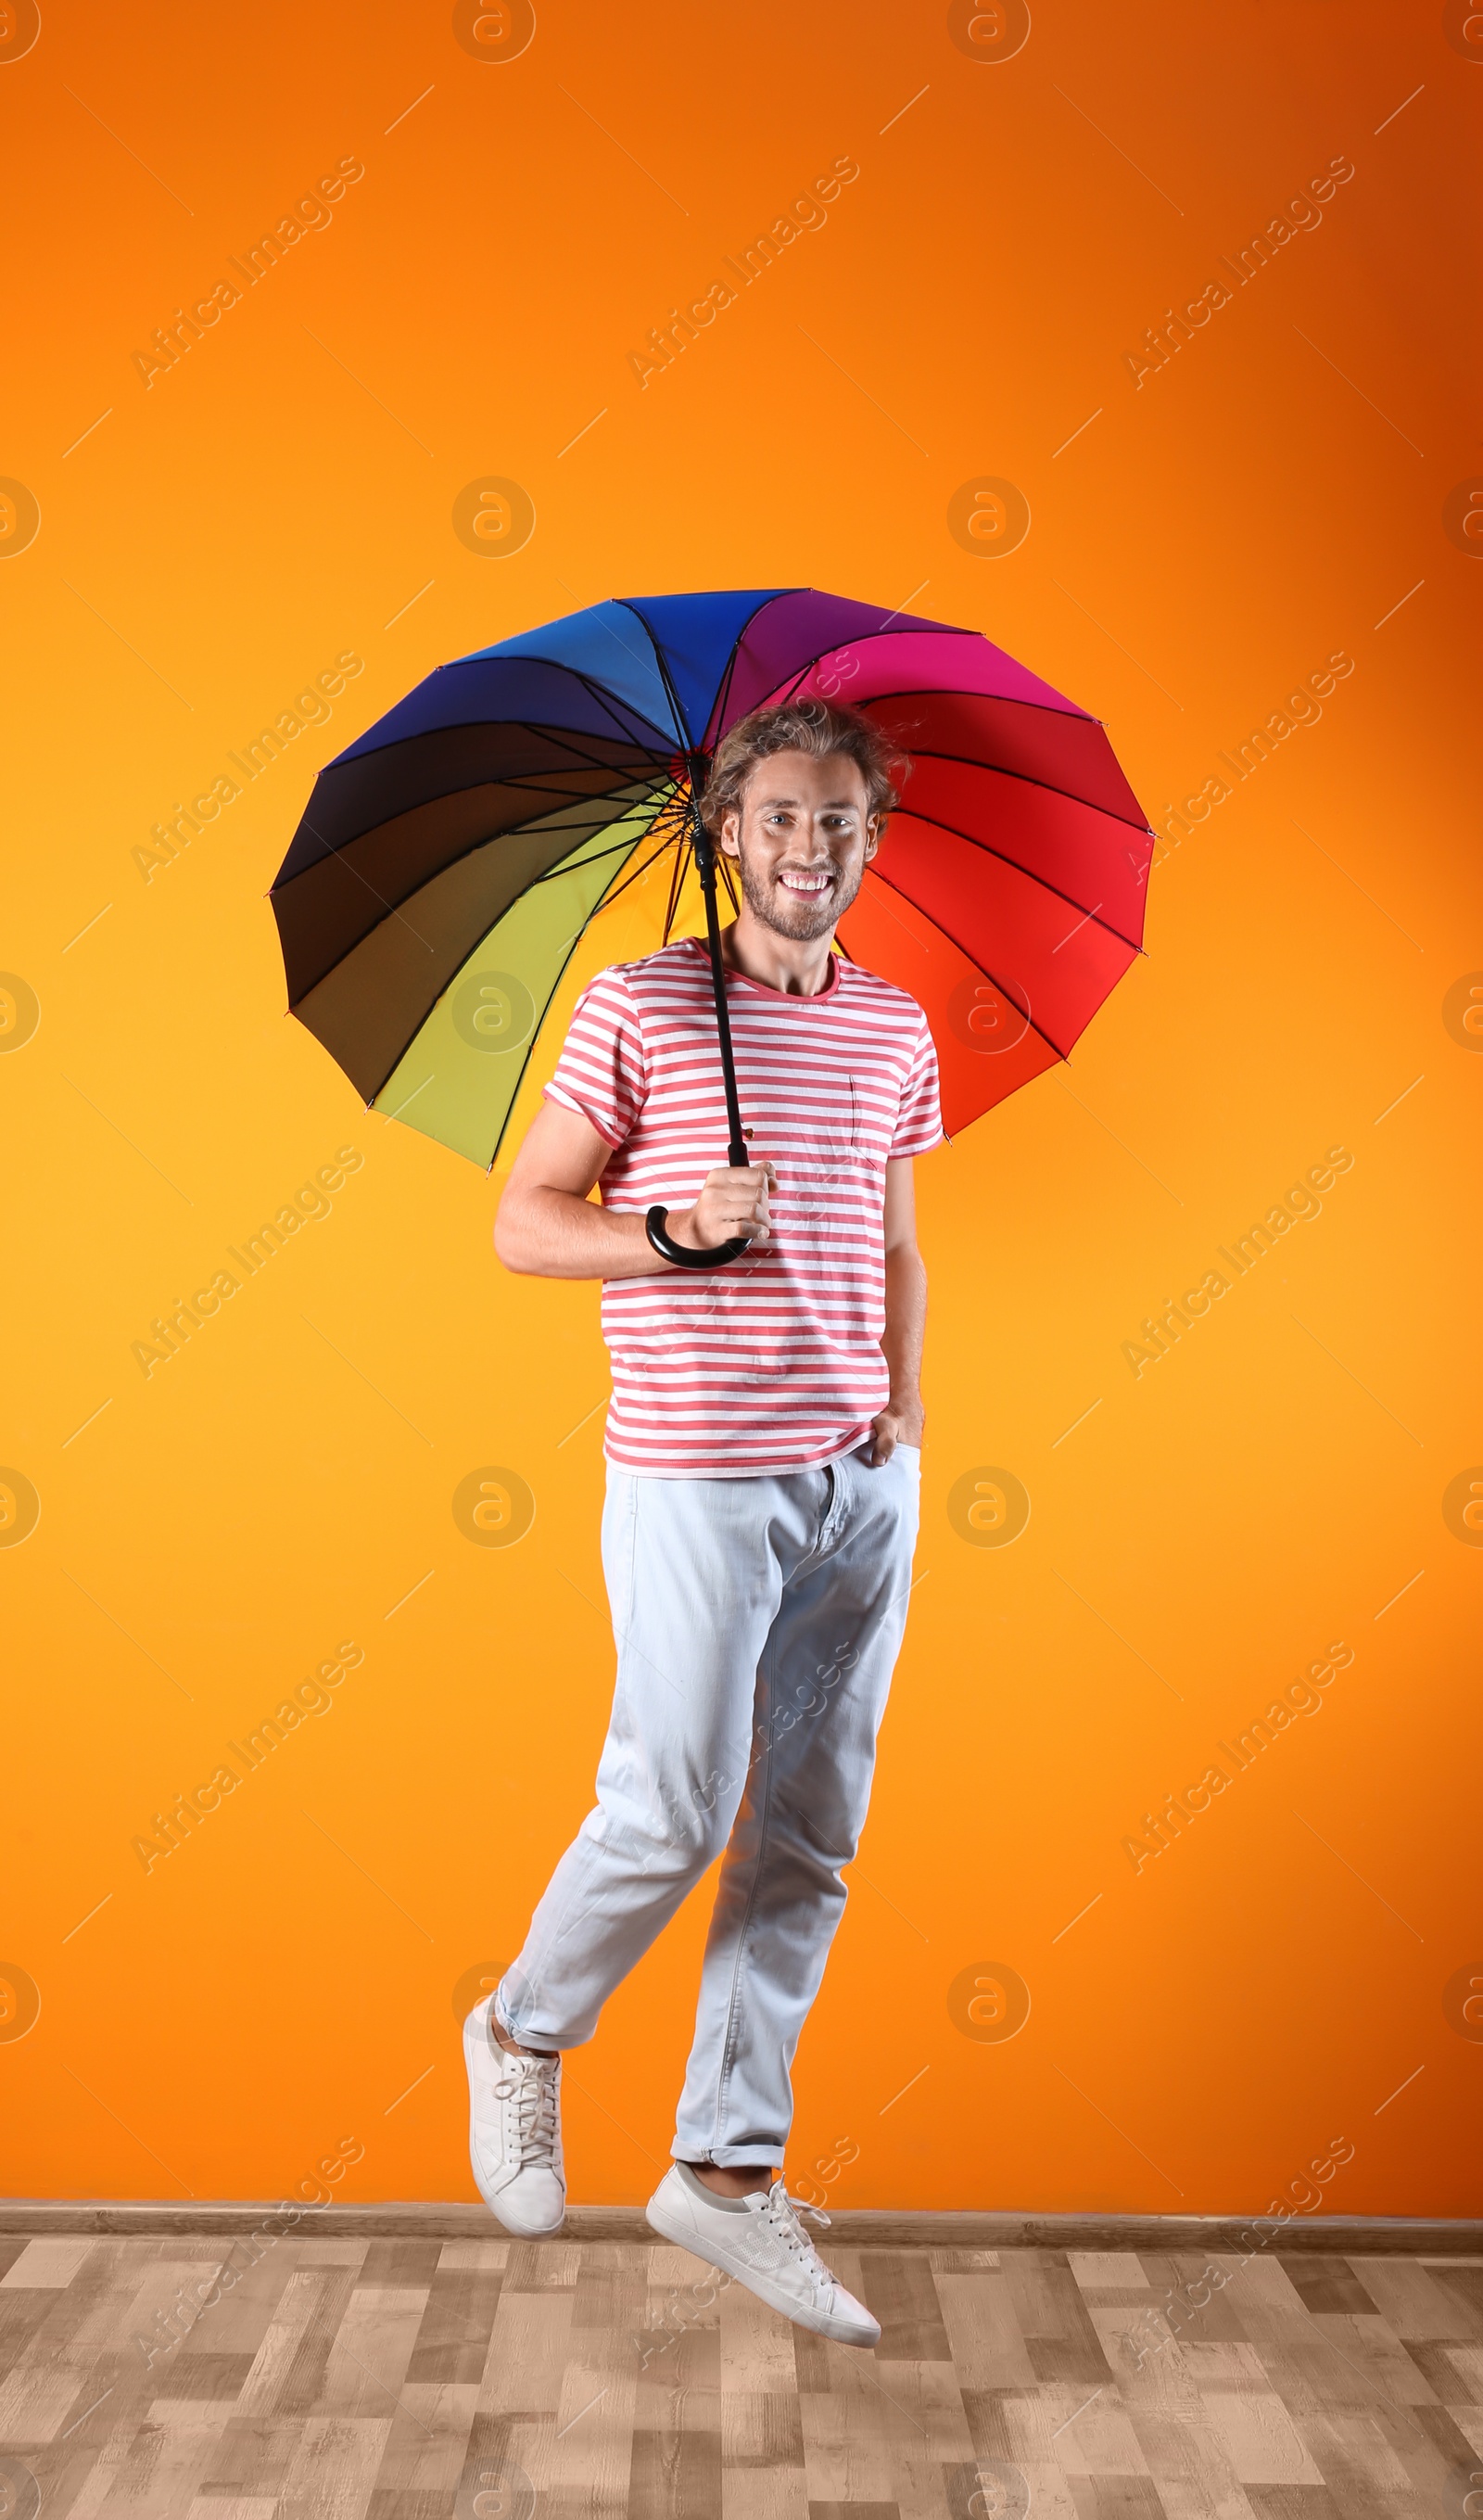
left=644, top=1207, right=752, bottom=1270
left=645, top=780, right=753, bottom=1272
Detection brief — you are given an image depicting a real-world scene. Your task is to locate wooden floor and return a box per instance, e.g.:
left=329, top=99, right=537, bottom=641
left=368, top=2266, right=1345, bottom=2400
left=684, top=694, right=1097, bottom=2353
left=1, top=2230, right=1481, bottom=2517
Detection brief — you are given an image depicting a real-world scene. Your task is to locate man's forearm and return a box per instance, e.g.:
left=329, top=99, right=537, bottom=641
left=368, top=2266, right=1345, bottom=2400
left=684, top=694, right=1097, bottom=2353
left=496, top=1186, right=671, bottom=1279
left=881, top=1242, right=928, bottom=1418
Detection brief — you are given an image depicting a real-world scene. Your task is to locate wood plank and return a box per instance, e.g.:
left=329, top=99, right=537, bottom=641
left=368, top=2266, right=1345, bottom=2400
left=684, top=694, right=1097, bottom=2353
left=356, top=2243, right=442, bottom=2289
left=1347, top=2256, right=1480, bottom=2344
left=233, top=2270, right=338, bottom=2417
left=435, top=2240, right=508, bottom=2272
left=194, top=2413, right=308, bottom=2503
left=1393, top=2398, right=1483, bottom=2505
left=932, top=2272, right=1038, bottom=2390
left=184, top=2502, right=278, bottom=2520
left=546, top=2245, right=646, bottom=2514
left=360, top=2374, right=477, bottom=2503
left=855, top=2256, right=955, bottom=2365
left=74, top=2393, right=237, bottom=2520
left=1215, top=2258, right=1314, bottom=2342
left=844, top=2353, right=976, bottom=2465
left=1288, top=2411, right=1428, bottom=2518
left=475, top=2282, right=573, bottom=2419
left=1241, top=2492, right=1346, bottom=2520
left=273, top=2412, right=394, bottom=2520
left=1070, top=2254, right=1153, bottom=2293
left=497, top=2239, right=580, bottom=2294
left=1135, top=2254, right=1253, bottom=2348
left=630, top=2317, right=724, bottom=2520
left=718, top=2263, right=808, bottom=2519
left=1058, top=2485, right=1170, bottom=2519
left=1123, top=2405, right=1258, bottom=2519
left=404, top=2262, right=504, bottom=2388
left=1395, top=2339, right=1477, bottom=2405
left=30, top=2262, right=228, bottom=2520
left=0, top=2238, right=95, bottom=2288
left=1018, top=2384, right=1150, bottom=2480
left=1275, top=2259, right=1380, bottom=2318
left=1439, top=2343, right=1483, bottom=2399
left=318, top=2285, right=430, bottom=2417
left=1418, top=2267, right=1483, bottom=2341
left=0, top=2253, right=197, bottom=2444
left=167, top=2242, right=296, bottom=2360
left=1084, top=2304, right=1205, bottom=2415
left=1306, top=2315, right=1441, bottom=2408
left=1201, top=2390, right=1327, bottom=2487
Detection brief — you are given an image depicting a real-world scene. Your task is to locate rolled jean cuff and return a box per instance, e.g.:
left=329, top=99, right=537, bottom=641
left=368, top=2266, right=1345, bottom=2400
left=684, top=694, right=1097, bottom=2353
left=672, top=2144, right=781, bottom=2170
left=493, top=1982, right=575, bottom=2050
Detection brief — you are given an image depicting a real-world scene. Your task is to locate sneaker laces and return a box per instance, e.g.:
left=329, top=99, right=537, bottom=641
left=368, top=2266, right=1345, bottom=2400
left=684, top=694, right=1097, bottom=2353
left=493, top=2055, right=560, bottom=2170
left=753, top=2183, right=834, bottom=2297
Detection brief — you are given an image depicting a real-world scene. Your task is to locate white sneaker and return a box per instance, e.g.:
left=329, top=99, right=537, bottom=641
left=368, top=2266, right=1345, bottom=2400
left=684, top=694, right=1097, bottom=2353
left=463, top=1993, right=565, bottom=2235
left=645, top=2161, right=880, bottom=2347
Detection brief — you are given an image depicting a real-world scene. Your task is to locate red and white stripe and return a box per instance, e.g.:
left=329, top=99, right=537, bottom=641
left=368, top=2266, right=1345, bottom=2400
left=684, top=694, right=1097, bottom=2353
left=545, top=935, right=944, bottom=1475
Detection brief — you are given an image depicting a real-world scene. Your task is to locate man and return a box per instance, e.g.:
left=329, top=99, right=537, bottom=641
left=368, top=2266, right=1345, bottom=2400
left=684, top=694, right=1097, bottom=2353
left=464, top=697, right=943, bottom=2346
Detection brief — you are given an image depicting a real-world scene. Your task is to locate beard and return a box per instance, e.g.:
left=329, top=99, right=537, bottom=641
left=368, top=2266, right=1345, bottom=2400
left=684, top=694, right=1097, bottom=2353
left=735, top=846, right=867, bottom=941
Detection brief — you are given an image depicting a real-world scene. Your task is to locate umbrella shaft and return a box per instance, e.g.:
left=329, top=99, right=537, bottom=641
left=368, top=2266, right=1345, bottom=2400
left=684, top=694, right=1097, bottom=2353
left=692, top=825, right=749, bottom=1170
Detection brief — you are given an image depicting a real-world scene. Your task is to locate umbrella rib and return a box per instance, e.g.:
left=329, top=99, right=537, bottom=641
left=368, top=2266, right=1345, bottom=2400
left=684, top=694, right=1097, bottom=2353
left=739, top=626, right=1008, bottom=727
left=592, top=821, right=683, bottom=914
left=273, top=732, right=673, bottom=897
left=775, top=661, right=1097, bottom=732
left=279, top=772, right=673, bottom=993
left=615, top=598, right=691, bottom=749
left=662, top=813, right=690, bottom=943
left=284, top=776, right=665, bottom=1033
left=281, top=811, right=439, bottom=958
left=860, top=865, right=1079, bottom=1065
left=691, top=587, right=807, bottom=745
left=864, top=726, right=1149, bottom=831
left=884, top=804, right=1147, bottom=952
left=526, top=819, right=676, bottom=886
left=361, top=798, right=670, bottom=1113
left=333, top=670, right=667, bottom=770
left=479, top=835, right=660, bottom=1171
left=441, top=654, right=675, bottom=753
left=335, top=669, right=654, bottom=766
left=857, top=678, right=1096, bottom=727
left=276, top=780, right=617, bottom=904
left=574, top=600, right=671, bottom=702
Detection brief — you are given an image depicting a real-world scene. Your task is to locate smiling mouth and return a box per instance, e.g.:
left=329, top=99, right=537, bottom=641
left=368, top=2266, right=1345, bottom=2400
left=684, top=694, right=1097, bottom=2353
left=776, top=868, right=834, bottom=896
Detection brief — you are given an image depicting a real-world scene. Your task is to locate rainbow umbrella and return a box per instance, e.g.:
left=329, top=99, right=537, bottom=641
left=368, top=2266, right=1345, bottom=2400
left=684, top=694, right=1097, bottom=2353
left=271, top=588, right=1152, bottom=1264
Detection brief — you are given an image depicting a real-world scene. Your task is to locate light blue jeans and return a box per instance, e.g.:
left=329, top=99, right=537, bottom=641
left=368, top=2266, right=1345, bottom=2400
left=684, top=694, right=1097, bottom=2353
left=497, top=1439, right=921, bottom=2166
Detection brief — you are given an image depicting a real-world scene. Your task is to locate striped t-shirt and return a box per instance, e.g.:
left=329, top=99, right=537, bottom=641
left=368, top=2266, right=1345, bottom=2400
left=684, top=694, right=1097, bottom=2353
left=545, top=935, right=944, bottom=1476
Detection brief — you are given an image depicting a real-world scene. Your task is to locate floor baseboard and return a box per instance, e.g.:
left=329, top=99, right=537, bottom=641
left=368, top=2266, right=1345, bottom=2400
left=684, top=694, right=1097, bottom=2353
left=1, top=2199, right=1477, bottom=2252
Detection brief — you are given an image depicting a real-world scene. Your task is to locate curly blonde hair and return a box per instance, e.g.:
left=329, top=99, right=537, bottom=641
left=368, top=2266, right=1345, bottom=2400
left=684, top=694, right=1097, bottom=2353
left=700, top=697, right=909, bottom=834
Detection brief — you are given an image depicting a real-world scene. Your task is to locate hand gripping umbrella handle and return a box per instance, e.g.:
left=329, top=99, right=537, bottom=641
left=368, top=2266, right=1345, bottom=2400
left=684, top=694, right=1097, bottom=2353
left=644, top=1207, right=753, bottom=1270
left=645, top=781, right=754, bottom=1273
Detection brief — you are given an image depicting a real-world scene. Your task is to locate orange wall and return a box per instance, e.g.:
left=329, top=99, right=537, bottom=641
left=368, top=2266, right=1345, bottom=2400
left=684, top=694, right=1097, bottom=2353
left=3, top=0, right=1478, bottom=2217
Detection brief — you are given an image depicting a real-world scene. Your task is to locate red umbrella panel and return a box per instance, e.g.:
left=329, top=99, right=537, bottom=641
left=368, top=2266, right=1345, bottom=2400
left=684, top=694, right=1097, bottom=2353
left=705, top=593, right=1154, bottom=1139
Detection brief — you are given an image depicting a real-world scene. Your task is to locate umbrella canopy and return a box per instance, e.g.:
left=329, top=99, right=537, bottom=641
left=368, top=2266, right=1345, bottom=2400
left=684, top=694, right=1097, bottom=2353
left=270, top=588, right=1154, bottom=1167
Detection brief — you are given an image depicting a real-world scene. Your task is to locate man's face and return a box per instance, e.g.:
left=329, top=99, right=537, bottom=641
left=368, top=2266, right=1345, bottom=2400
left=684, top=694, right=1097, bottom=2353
left=719, top=748, right=880, bottom=942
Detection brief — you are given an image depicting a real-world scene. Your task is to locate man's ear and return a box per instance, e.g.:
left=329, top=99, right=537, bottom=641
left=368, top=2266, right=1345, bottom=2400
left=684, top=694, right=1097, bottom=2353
left=718, top=806, right=742, bottom=860
left=863, top=815, right=882, bottom=860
